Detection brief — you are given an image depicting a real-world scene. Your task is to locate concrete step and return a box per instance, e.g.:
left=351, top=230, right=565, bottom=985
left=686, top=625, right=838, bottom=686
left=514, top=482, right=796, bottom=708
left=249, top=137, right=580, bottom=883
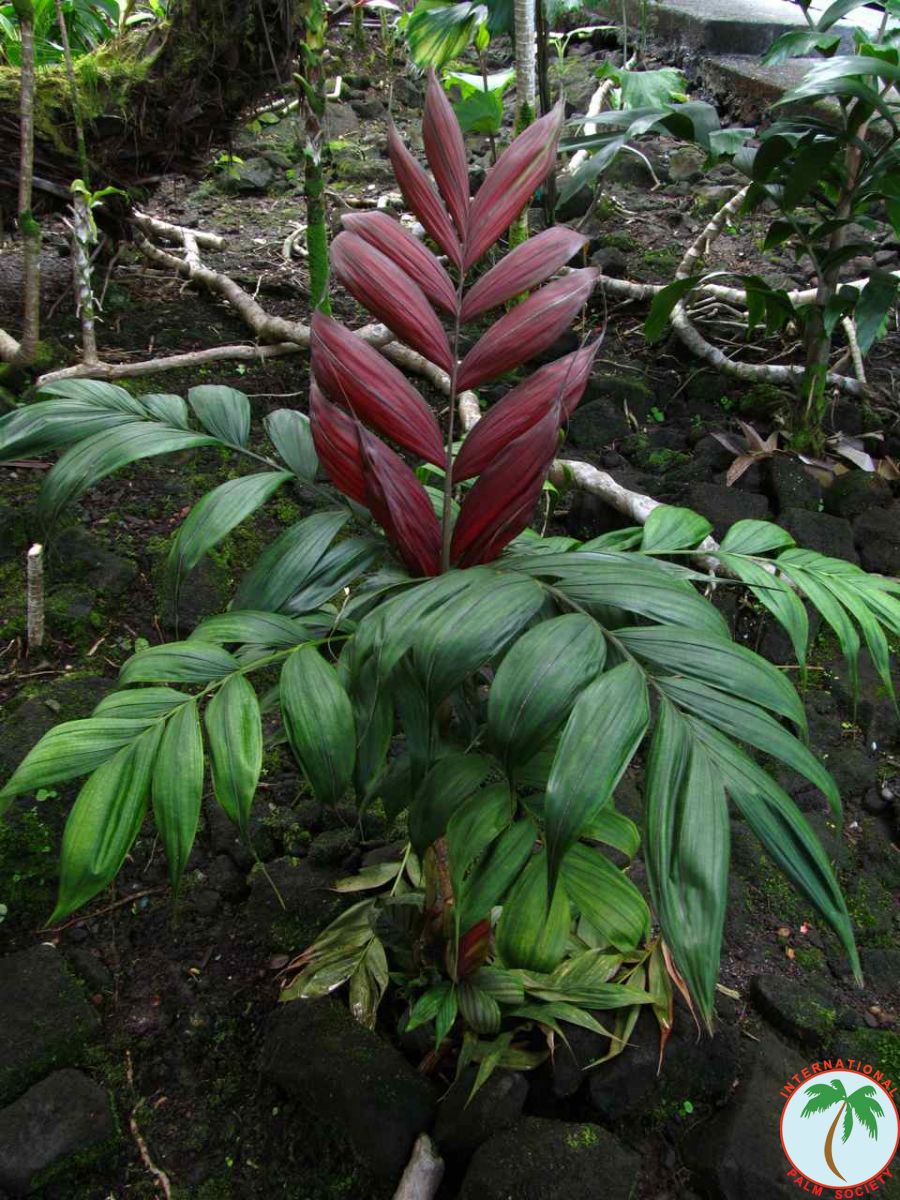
left=608, top=0, right=884, bottom=58
left=697, top=54, right=825, bottom=121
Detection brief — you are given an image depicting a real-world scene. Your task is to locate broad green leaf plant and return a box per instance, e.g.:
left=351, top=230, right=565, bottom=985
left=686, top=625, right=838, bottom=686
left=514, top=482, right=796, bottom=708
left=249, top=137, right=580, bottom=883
left=2, top=75, right=899, bottom=1089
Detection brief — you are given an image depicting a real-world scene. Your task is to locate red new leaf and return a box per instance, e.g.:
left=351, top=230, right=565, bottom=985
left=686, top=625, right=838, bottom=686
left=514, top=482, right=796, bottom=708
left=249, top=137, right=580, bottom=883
left=451, top=409, right=560, bottom=567
left=311, top=312, right=445, bottom=466
left=453, top=340, right=601, bottom=482
left=460, top=226, right=588, bottom=322
left=341, top=211, right=457, bottom=314
left=457, top=268, right=598, bottom=390
left=387, top=122, right=462, bottom=266
left=309, top=381, right=367, bottom=506
left=331, top=232, right=455, bottom=372
left=463, top=101, right=565, bottom=270
left=456, top=918, right=491, bottom=978
left=358, top=426, right=442, bottom=577
left=423, top=68, right=469, bottom=240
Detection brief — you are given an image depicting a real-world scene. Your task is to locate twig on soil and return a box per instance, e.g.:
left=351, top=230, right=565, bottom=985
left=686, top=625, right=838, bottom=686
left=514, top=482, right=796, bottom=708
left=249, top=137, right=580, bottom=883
left=37, top=885, right=166, bottom=934
left=125, top=1050, right=174, bottom=1200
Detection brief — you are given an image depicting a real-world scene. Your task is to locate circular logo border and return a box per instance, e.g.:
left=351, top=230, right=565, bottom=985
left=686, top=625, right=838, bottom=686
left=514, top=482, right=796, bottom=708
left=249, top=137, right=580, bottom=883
left=779, top=1065, right=900, bottom=1192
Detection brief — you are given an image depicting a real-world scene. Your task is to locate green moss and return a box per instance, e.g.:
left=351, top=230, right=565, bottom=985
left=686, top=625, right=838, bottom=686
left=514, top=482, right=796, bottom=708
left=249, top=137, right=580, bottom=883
left=848, top=1030, right=900, bottom=1082
left=641, top=247, right=679, bottom=271
left=565, top=1124, right=600, bottom=1150
left=793, top=946, right=827, bottom=972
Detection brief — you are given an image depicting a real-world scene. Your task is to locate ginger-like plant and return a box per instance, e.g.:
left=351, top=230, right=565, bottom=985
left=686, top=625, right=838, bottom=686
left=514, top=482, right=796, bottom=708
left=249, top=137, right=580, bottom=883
left=3, top=73, right=899, bottom=1086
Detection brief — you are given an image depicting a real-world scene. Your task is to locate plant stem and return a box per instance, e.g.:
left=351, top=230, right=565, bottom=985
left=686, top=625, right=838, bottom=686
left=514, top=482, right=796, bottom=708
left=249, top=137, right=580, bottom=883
left=54, top=0, right=90, bottom=183
left=440, top=279, right=467, bottom=573
left=478, top=51, right=498, bottom=165
left=13, top=0, right=40, bottom=366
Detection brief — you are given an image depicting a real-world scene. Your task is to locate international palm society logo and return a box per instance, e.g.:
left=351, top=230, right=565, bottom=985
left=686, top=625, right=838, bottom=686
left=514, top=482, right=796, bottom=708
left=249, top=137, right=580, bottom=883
left=780, top=1061, right=899, bottom=1195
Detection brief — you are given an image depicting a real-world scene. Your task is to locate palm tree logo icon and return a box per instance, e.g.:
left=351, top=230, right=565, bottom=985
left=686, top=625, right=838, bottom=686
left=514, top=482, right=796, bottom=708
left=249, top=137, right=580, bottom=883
left=800, top=1078, right=886, bottom=1183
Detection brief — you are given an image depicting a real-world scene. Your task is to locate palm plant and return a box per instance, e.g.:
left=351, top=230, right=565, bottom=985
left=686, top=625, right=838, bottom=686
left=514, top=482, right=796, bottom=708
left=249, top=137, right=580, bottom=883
left=800, top=1079, right=886, bottom=1183
left=3, top=73, right=900, bottom=1084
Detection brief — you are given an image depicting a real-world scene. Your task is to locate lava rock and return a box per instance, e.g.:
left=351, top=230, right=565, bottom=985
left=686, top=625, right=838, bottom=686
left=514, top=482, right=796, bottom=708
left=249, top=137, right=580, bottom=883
left=0, top=1069, right=115, bottom=1194
left=859, top=949, right=900, bottom=999
left=159, top=556, right=231, bottom=633
left=0, top=677, right=111, bottom=779
left=52, top=526, right=136, bottom=595
left=0, top=498, right=28, bottom=562
left=205, top=853, right=248, bottom=901
left=779, top=508, right=858, bottom=563
left=765, top=458, right=822, bottom=514
left=262, top=999, right=436, bottom=1179
left=590, top=247, right=629, bottom=277
left=828, top=747, right=877, bottom=802
left=232, top=156, right=276, bottom=192
left=246, top=857, right=348, bottom=950
left=750, top=975, right=839, bottom=1047
left=64, top=949, right=113, bottom=994
left=824, top=471, right=892, bottom=521
left=587, top=1007, right=739, bottom=1122
left=684, top=482, right=770, bottom=541
left=669, top=146, right=706, bottom=182
left=323, top=101, right=360, bottom=139
left=566, top=399, right=629, bottom=451
left=0, top=946, right=100, bottom=1106
left=544, top=1024, right=607, bottom=1100
left=434, top=1067, right=528, bottom=1157
left=307, top=826, right=359, bottom=867
left=853, top=502, right=900, bottom=575
left=458, top=1117, right=639, bottom=1200
left=681, top=1029, right=805, bottom=1199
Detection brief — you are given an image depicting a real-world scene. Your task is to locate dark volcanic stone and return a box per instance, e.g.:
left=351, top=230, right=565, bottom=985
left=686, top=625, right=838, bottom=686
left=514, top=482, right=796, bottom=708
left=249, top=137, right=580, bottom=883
left=685, top=482, right=770, bottom=541
left=0, top=1069, right=115, bottom=1194
left=566, top=399, right=629, bottom=451
left=458, top=1117, right=639, bottom=1200
left=0, top=677, right=111, bottom=778
left=587, top=1006, right=738, bottom=1122
left=853, top=502, right=900, bottom=575
left=750, top=974, right=838, bottom=1046
left=0, top=945, right=100, bottom=1105
left=682, top=1029, right=805, bottom=1199
left=824, top=471, right=892, bottom=521
left=53, top=526, right=136, bottom=595
left=779, top=508, right=858, bottom=563
left=246, top=857, right=348, bottom=950
left=262, top=999, right=436, bottom=1179
left=859, top=948, right=900, bottom=998
left=765, top=458, right=822, bottom=514
left=434, top=1067, right=527, bottom=1156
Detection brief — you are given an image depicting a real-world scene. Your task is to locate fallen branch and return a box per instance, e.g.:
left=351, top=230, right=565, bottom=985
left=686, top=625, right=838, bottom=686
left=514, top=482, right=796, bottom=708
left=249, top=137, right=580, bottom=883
left=125, top=1050, right=173, bottom=1200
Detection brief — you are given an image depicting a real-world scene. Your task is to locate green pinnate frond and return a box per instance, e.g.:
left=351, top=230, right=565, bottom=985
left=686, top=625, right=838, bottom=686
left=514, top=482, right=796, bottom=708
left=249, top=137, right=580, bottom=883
left=800, top=1080, right=846, bottom=1116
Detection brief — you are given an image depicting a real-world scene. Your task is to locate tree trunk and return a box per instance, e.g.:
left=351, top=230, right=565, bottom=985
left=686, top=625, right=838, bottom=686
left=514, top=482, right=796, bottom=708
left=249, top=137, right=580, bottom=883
left=11, top=0, right=40, bottom=366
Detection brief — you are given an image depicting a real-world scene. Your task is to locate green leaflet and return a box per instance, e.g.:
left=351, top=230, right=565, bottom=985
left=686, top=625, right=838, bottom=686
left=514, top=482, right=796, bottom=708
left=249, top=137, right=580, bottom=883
left=581, top=807, right=641, bottom=859
left=643, top=702, right=730, bottom=1025
left=408, top=753, right=495, bottom=855
left=616, top=625, right=807, bottom=729
left=657, top=676, right=840, bottom=815
left=457, top=817, right=537, bottom=930
left=691, top=719, right=860, bottom=983
left=720, top=520, right=796, bottom=556
left=641, top=504, right=712, bottom=552
left=190, top=611, right=329, bottom=649
left=544, top=560, right=729, bottom=635
left=187, top=385, right=251, bottom=446
left=544, top=661, right=649, bottom=889
left=411, top=571, right=546, bottom=704
left=233, top=510, right=350, bottom=613
left=120, top=641, right=239, bottom=685
left=496, top=850, right=571, bottom=974
left=559, top=843, right=650, bottom=952
left=39, top=378, right=145, bottom=412
left=407, top=0, right=485, bottom=68
left=776, top=556, right=861, bottom=701
left=152, top=700, right=204, bottom=891
left=52, top=724, right=163, bottom=921
left=1, top=718, right=155, bottom=807
left=205, top=674, right=262, bottom=835
left=280, top=647, right=355, bottom=805
left=168, top=472, right=292, bottom=605
left=38, top=424, right=218, bottom=523
left=284, top=537, right=384, bottom=614
left=717, top=552, right=809, bottom=668
left=349, top=939, right=389, bottom=1030
left=487, top=614, right=606, bottom=772
left=140, top=393, right=190, bottom=429
left=458, top=981, right=502, bottom=1035
left=93, top=688, right=190, bottom=721
left=447, top=783, right=514, bottom=901
left=265, top=408, right=319, bottom=481
left=0, top=401, right=137, bottom=460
